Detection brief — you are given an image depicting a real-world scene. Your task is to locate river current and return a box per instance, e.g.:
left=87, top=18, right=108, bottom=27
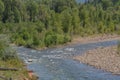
left=15, top=40, right=120, bottom=80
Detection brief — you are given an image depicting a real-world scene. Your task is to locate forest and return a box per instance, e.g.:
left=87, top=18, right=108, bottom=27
left=0, top=0, right=120, bottom=48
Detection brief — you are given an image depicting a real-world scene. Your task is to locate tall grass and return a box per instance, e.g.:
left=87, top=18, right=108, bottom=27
left=0, top=34, right=17, bottom=61
left=0, top=35, right=37, bottom=80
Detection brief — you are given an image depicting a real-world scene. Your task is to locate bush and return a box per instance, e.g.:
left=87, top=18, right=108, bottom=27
left=64, top=35, right=71, bottom=43
left=44, top=33, right=57, bottom=47
left=56, top=34, right=65, bottom=44
left=0, top=35, right=17, bottom=61
left=14, top=37, right=26, bottom=46
left=2, top=48, right=17, bottom=61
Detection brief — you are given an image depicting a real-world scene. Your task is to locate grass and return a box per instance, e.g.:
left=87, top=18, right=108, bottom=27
left=0, top=58, right=30, bottom=80
left=0, top=35, right=38, bottom=80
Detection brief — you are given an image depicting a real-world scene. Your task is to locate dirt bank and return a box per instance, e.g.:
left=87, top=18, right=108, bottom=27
left=71, top=34, right=120, bottom=45
left=73, top=46, right=120, bottom=75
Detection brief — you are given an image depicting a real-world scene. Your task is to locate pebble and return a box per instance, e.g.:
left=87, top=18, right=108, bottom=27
left=74, top=46, right=120, bottom=75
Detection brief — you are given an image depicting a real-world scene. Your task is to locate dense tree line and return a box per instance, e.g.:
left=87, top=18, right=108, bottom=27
left=0, top=0, right=119, bottom=48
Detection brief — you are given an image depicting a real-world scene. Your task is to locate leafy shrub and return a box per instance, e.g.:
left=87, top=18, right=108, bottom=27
left=56, top=34, right=65, bottom=44
left=44, top=32, right=57, bottom=47
left=0, top=35, right=17, bottom=61
left=14, top=37, right=26, bottom=46
left=64, top=35, right=71, bottom=43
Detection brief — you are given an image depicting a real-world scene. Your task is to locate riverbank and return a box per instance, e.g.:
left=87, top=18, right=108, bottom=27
left=0, top=59, right=38, bottom=80
left=73, top=46, right=120, bottom=75
left=71, top=34, right=120, bottom=45
left=37, top=34, right=120, bottom=50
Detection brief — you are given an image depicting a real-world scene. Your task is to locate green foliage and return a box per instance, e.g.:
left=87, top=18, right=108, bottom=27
left=44, top=31, right=71, bottom=47
left=0, top=35, right=8, bottom=58
left=56, top=34, right=65, bottom=44
left=27, top=0, right=39, bottom=21
left=44, top=33, right=57, bottom=47
left=0, top=0, right=4, bottom=17
left=0, top=35, right=17, bottom=61
left=0, top=0, right=119, bottom=48
left=64, top=35, right=71, bottom=43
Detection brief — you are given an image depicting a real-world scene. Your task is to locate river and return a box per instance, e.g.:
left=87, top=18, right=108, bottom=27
left=15, top=40, right=120, bottom=80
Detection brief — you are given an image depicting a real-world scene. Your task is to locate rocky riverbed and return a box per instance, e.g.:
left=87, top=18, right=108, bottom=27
left=73, top=46, right=120, bottom=75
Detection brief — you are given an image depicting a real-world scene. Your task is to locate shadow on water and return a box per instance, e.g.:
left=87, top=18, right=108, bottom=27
left=16, top=40, right=120, bottom=80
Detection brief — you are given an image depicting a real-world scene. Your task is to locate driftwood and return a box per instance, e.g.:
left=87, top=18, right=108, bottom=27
left=0, top=67, right=18, bottom=71
left=0, top=76, right=12, bottom=80
left=0, top=76, right=9, bottom=80
left=0, top=68, right=18, bottom=80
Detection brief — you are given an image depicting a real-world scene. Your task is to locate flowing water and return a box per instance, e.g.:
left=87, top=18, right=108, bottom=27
left=15, top=40, right=120, bottom=80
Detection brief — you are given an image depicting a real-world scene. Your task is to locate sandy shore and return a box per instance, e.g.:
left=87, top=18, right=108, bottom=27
left=73, top=46, right=120, bottom=75
left=71, top=34, right=120, bottom=45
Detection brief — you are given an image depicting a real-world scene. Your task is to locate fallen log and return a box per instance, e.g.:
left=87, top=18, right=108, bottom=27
left=0, top=76, right=8, bottom=80
left=0, top=67, right=18, bottom=71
